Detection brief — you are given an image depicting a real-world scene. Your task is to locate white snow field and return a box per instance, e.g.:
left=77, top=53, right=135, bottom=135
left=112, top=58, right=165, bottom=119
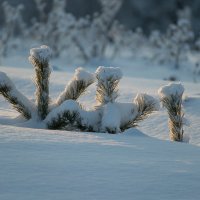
left=0, top=64, right=200, bottom=200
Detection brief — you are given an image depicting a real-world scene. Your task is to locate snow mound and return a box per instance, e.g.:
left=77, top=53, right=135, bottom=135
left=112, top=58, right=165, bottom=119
left=101, top=103, right=121, bottom=133
left=116, top=102, right=138, bottom=126
left=158, top=83, right=184, bottom=98
left=30, top=45, right=52, bottom=61
left=95, top=66, right=123, bottom=81
left=44, top=100, right=79, bottom=123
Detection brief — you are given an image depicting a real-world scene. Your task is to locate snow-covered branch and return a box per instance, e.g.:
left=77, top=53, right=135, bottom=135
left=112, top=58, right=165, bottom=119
left=120, top=94, right=159, bottom=130
left=56, top=67, right=95, bottom=106
left=95, top=66, right=122, bottom=105
left=0, top=72, right=36, bottom=119
left=158, top=83, right=185, bottom=142
left=29, top=45, right=52, bottom=120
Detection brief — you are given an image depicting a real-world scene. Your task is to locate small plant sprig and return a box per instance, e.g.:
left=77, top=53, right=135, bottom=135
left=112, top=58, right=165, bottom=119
left=120, top=94, right=159, bottom=131
left=95, top=66, right=122, bottom=106
left=29, top=45, right=52, bottom=120
left=56, top=67, right=94, bottom=106
left=95, top=66, right=123, bottom=133
left=0, top=72, right=35, bottom=119
left=158, top=83, right=185, bottom=142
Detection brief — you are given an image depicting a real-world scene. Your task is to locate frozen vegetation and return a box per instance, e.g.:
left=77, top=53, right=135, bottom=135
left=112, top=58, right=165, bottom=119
left=0, top=1, right=200, bottom=200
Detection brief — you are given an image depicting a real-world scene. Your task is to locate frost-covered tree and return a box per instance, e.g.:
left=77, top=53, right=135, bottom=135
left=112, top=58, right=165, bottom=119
left=158, top=83, right=185, bottom=142
left=34, top=0, right=47, bottom=23
left=194, top=38, right=200, bottom=51
left=109, top=25, right=148, bottom=60
left=44, top=0, right=75, bottom=57
left=165, top=19, right=194, bottom=69
left=127, top=27, right=147, bottom=57
left=192, top=62, right=200, bottom=83
left=149, top=30, right=164, bottom=61
left=72, top=0, right=123, bottom=62
left=150, top=6, right=194, bottom=69
left=0, top=1, right=26, bottom=57
left=30, top=0, right=76, bottom=57
left=108, top=21, right=126, bottom=58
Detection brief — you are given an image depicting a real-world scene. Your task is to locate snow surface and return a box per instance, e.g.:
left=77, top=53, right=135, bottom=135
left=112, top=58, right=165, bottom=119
left=0, top=62, right=200, bottom=199
left=1, top=126, right=200, bottom=200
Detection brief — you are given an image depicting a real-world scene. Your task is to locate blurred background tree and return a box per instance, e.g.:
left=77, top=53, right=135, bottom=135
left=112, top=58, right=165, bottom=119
left=1, top=0, right=200, bottom=34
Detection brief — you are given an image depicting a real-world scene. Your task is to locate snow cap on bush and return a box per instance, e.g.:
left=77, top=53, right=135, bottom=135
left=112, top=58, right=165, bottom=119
left=30, top=45, right=52, bottom=62
left=74, top=67, right=95, bottom=83
left=95, top=66, right=123, bottom=81
left=158, top=83, right=184, bottom=98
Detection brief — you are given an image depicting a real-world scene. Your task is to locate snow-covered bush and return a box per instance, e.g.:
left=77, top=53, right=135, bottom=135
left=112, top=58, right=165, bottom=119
left=45, top=100, right=81, bottom=130
left=158, top=83, right=185, bottom=142
left=95, top=66, right=122, bottom=133
left=0, top=45, right=93, bottom=125
left=0, top=1, right=26, bottom=58
left=0, top=45, right=158, bottom=134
